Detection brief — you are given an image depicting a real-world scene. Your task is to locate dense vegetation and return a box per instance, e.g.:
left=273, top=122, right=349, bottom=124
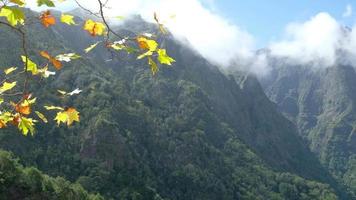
left=260, top=57, right=356, bottom=198
left=0, top=9, right=346, bottom=200
left=0, top=150, right=103, bottom=200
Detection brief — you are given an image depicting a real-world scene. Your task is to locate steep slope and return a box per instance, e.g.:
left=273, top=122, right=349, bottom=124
left=0, top=10, right=342, bottom=199
left=260, top=57, right=356, bottom=197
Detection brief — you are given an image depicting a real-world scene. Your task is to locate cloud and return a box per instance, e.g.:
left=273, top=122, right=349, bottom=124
left=26, top=0, right=255, bottom=67
left=343, top=4, right=353, bottom=18
left=269, top=13, right=343, bottom=67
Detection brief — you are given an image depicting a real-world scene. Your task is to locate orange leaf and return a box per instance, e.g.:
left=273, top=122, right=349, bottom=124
left=83, top=20, right=105, bottom=36
left=40, top=51, right=62, bottom=70
left=40, top=11, right=56, bottom=28
left=0, top=120, right=6, bottom=128
left=16, top=104, right=31, bottom=115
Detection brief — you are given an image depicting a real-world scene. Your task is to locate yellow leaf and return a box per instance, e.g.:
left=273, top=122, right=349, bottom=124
left=137, top=37, right=158, bottom=51
left=66, top=108, right=80, bottom=126
left=55, top=111, right=68, bottom=126
left=83, top=20, right=105, bottom=36
left=35, top=111, right=48, bottom=123
left=44, top=105, right=64, bottom=111
left=0, top=81, right=16, bottom=93
left=61, top=14, right=76, bottom=25
left=0, top=6, right=25, bottom=26
left=21, top=56, right=38, bottom=75
left=18, top=117, right=35, bottom=136
left=4, top=67, right=17, bottom=75
left=157, top=49, right=175, bottom=65
left=148, top=57, right=159, bottom=75
left=85, top=42, right=100, bottom=53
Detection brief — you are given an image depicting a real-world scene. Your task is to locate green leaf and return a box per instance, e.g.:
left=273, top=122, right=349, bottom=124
left=35, top=111, right=48, bottom=123
left=10, top=0, right=25, bottom=6
left=157, top=49, right=175, bottom=65
left=21, top=56, right=38, bottom=75
left=0, top=6, right=25, bottom=26
left=37, top=0, right=55, bottom=7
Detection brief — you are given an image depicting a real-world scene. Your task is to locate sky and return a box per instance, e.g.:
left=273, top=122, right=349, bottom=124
left=23, top=0, right=356, bottom=74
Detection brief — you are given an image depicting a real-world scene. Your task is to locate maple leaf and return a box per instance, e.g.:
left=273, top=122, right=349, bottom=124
left=157, top=49, right=175, bottom=65
left=0, top=81, right=16, bottom=93
left=136, top=37, right=158, bottom=51
left=61, top=14, right=76, bottom=25
left=40, top=11, right=56, bottom=28
left=55, top=107, right=80, bottom=126
left=83, top=20, right=105, bottom=36
left=18, top=117, right=35, bottom=136
left=21, top=56, right=38, bottom=75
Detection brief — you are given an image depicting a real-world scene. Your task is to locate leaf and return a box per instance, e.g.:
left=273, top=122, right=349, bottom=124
left=37, top=0, right=55, bottom=7
left=136, top=37, right=158, bottom=51
left=10, top=0, right=25, bottom=6
left=21, top=56, right=38, bottom=75
left=157, top=49, right=175, bottom=65
left=40, top=51, right=62, bottom=70
left=57, top=88, right=82, bottom=96
left=35, top=111, right=48, bottom=123
left=37, top=66, right=55, bottom=78
left=0, top=112, right=13, bottom=128
left=0, top=98, right=3, bottom=105
left=60, top=14, right=76, bottom=25
left=57, top=90, right=67, bottom=95
left=56, top=53, right=81, bottom=62
left=85, top=42, right=100, bottom=53
left=55, top=107, right=80, bottom=126
left=18, top=117, right=35, bottom=136
left=44, top=105, right=64, bottom=111
left=83, top=19, right=105, bottom=36
left=40, top=11, right=56, bottom=28
left=148, top=57, right=159, bottom=75
left=4, top=67, right=17, bottom=75
left=0, top=81, right=16, bottom=93
left=137, top=51, right=153, bottom=60
left=0, top=6, right=25, bottom=26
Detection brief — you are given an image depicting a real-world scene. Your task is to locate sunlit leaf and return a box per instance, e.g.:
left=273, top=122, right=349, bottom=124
left=56, top=53, right=81, bottom=62
left=10, top=0, right=25, bottom=6
left=18, top=117, right=35, bottom=136
left=40, top=51, right=62, bottom=70
left=21, top=56, right=38, bottom=75
left=4, top=67, right=17, bottom=75
left=0, top=6, right=25, bottom=26
left=136, top=37, right=158, bottom=51
left=61, top=14, right=76, bottom=25
left=157, top=49, right=175, bottom=65
left=0, top=81, right=16, bottom=93
left=40, top=11, right=56, bottom=28
left=35, top=111, right=48, bottom=123
left=83, top=19, right=105, bottom=36
left=44, top=105, right=64, bottom=110
left=85, top=42, right=100, bottom=53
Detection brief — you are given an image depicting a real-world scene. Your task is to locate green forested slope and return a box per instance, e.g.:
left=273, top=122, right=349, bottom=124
left=0, top=10, right=342, bottom=199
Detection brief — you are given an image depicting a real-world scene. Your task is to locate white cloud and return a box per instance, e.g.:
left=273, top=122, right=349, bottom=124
left=343, top=4, right=353, bottom=18
left=25, top=0, right=255, bottom=67
left=269, top=13, right=343, bottom=67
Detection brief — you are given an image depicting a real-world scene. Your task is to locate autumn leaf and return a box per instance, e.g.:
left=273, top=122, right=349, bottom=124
left=40, top=11, right=56, bottom=28
left=18, top=117, right=35, bottom=136
left=58, top=88, right=82, bottom=96
left=4, top=67, right=17, bottom=75
left=40, top=51, right=62, bottom=70
left=61, top=14, right=76, bottom=25
left=37, top=0, right=55, bottom=7
left=35, top=111, right=48, bottom=123
left=21, top=56, right=38, bottom=75
left=37, top=66, right=56, bottom=78
left=157, top=49, right=175, bottom=65
left=136, top=37, right=158, bottom=51
left=44, top=105, right=64, bottom=111
left=55, top=107, right=80, bottom=126
left=83, top=19, right=105, bottom=36
left=0, top=81, right=16, bottom=93
left=85, top=42, right=100, bottom=53
left=148, top=57, right=159, bottom=75
left=0, top=6, right=25, bottom=26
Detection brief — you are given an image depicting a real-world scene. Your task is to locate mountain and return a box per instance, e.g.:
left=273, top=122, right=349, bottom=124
left=0, top=9, right=343, bottom=199
left=259, top=55, right=356, bottom=197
